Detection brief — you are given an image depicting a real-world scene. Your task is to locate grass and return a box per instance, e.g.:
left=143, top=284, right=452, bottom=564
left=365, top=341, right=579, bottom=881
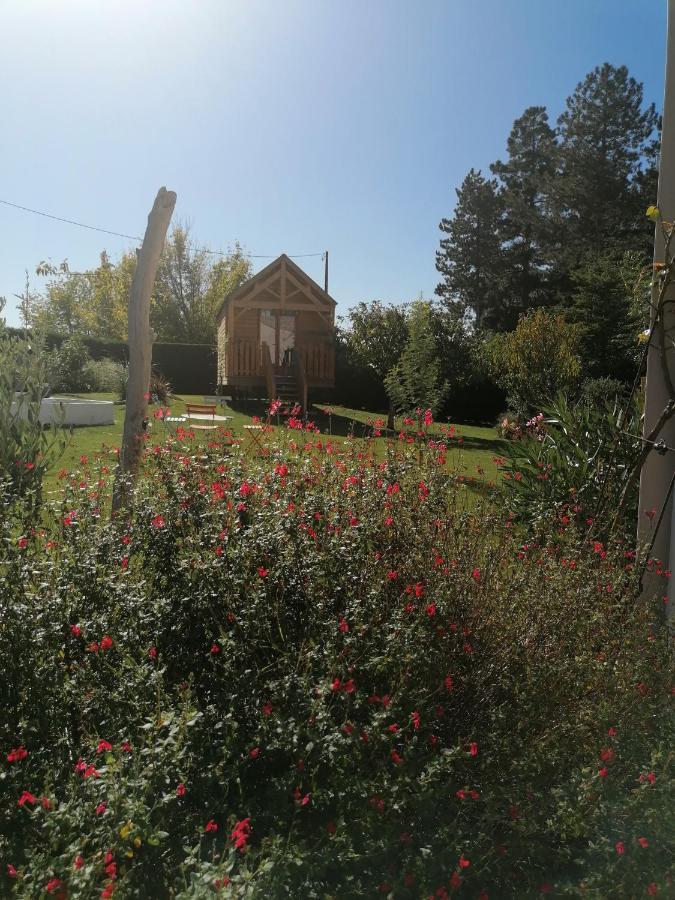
left=44, top=393, right=507, bottom=492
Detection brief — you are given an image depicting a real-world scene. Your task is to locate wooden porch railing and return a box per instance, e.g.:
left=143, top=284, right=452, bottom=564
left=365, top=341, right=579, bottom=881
left=227, top=340, right=260, bottom=378
left=298, top=342, right=334, bottom=382
left=227, top=339, right=334, bottom=385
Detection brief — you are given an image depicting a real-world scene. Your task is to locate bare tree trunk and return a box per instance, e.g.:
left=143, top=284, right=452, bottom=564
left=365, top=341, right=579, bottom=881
left=112, top=187, right=177, bottom=514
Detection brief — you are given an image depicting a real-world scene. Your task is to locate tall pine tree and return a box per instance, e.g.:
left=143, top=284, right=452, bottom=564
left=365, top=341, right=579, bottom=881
left=490, top=106, right=558, bottom=324
left=554, top=63, right=658, bottom=265
left=435, top=169, right=505, bottom=329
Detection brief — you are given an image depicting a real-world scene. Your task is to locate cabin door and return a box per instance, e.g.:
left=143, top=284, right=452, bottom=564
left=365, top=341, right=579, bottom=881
left=260, top=311, right=295, bottom=368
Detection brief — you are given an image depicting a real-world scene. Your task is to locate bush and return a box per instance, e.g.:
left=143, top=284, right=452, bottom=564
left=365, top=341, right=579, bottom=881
left=487, top=308, right=583, bottom=416
left=46, top=335, right=93, bottom=393
left=82, top=358, right=127, bottom=394
left=0, top=430, right=672, bottom=897
left=0, top=329, right=66, bottom=520
left=498, top=392, right=642, bottom=537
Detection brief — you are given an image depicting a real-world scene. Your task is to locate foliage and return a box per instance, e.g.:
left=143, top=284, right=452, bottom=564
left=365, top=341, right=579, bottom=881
left=488, top=308, right=583, bottom=417
left=497, top=392, right=642, bottom=537
left=341, top=301, right=409, bottom=426
left=436, top=63, right=658, bottom=336
left=489, top=106, right=558, bottom=325
left=149, top=369, right=172, bottom=405
left=565, top=250, right=644, bottom=382
left=152, top=226, right=251, bottom=344
left=435, top=169, right=504, bottom=329
left=82, top=358, right=127, bottom=394
left=0, top=425, right=672, bottom=898
left=27, top=229, right=252, bottom=344
left=46, top=335, right=93, bottom=393
left=0, top=329, right=66, bottom=520
left=385, top=300, right=449, bottom=416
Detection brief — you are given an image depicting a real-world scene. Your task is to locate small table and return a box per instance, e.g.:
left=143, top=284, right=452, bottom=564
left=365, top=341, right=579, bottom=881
left=243, top=424, right=269, bottom=456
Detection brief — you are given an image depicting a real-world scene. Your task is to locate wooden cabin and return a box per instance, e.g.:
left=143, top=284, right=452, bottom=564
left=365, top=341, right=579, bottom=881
left=216, top=254, right=336, bottom=409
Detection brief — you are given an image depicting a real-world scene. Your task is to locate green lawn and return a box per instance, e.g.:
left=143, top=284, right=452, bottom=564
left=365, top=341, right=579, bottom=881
left=44, top=394, right=507, bottom=490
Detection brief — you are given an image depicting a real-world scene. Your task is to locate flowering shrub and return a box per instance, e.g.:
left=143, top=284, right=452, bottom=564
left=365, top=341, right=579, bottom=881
left=498, top=393, right=642, bottom=537
left=0, top=427, right=672, bottom=897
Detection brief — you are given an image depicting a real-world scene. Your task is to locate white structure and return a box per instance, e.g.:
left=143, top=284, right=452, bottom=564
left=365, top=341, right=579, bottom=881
left=11, top=395, right=115, bottom=427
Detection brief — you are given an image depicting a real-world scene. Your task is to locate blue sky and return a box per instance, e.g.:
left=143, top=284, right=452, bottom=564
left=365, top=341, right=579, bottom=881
left=0, top=0, right=667, bottom=328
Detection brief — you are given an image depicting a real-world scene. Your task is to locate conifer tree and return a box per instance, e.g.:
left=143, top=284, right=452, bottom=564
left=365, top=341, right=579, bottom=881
left=554, top=63, right=658, bottom=265
left=434, top=170, right=504, bottom=329
left=490, top=106, right=558, bottom=323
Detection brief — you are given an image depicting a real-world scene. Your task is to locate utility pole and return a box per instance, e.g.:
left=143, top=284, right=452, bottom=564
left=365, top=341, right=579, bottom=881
left=112, top=187, right=176, bottom=514
left=638, top=0, right=675, bottom=615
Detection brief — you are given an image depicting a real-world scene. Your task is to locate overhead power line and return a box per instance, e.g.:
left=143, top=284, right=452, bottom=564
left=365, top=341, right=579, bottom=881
left=0, top=198, right=142, bottom=241
left=0, top=197, right=325, bottom=260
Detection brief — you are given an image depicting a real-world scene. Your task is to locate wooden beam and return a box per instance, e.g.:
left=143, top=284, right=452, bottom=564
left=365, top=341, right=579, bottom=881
left=285, top=269, right=332, bottom=322
left=112, top=187, right=176, bottom=514
left=281, top=257, right=286, bottom=310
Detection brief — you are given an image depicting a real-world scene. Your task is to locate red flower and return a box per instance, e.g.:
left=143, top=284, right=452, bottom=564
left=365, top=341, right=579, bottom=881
left=7, top=745, right=28, bottom=763
left=338, top=617, right=349, bottom=633
left=97, top=739, right=112, bottom=754
left=41, top=796, right=50, bottom=810
left=70, top=624, right=82, bottom=637
left=74, top=855, right=84, bottom=869
left=386, top=570, right=398, bottom=580
left=615, top=841, right=625, bottom=855
left=17, top=536, right=28, bottom=549
left=7, top=865, right=17, bottom=877
left=262, top=701, right=273, bottom=716
left=86, top=641, right=99, bottom=653
left=176, top=783, right=186, bottom=797
left=100, top=635, right=113, bottom=652
left=101, top=882, right=115, bottom=898
left=120, top=741, right=132, bottom=753
left=426, top=603, right=436, bottom=617
left=46, top=878, right=63, bottom=894
left=249, top=747, right=260, bottom=759
left=444, top=675, right=454, bottom=692
left=647, top=883, right=659, bottom=896
left=599, top=747, right=614, bottom=762
left=472, top=568, right=481, bottom=582
left=390, top=750, right=403, bottom=766
left=148, top=646, right=158, bottom=659
left=257, top=567, right=268, bottom=578
left=411, top=711, right=421, bottom=730
left=450, top=871, right=461, bottom=890
left=18, top=791, right=37, bottom=807
left=331, top=678, right=342, bottom=692
left=598, top=767, right=608, bottom=778
left=458, top=854, right=470, bottom=869
left=638, top=836, right=649, bottom=848
left=343, top=678, right=356, bottom=693
left=151, top=514, right=165, bottom=529
left=469, top=742, right=478, bottom=757
left=204, top=819, right=218, bottom=833
left=96, top=803, right=107, bottom=815
left=210, top=643, right=220, bottom=654
left=230, top=817, right=252, bottom=851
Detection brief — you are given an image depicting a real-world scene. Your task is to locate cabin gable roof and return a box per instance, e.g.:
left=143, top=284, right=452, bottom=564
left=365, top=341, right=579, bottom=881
left=216, top=254, right=336, bottom=322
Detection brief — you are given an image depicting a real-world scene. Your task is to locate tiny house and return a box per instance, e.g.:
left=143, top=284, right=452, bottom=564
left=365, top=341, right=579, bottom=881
left=216, top=254, right=335, bottom=409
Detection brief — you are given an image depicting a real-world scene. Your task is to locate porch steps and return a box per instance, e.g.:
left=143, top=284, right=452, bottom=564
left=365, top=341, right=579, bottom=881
left=274, top=374, right=301, bottom=407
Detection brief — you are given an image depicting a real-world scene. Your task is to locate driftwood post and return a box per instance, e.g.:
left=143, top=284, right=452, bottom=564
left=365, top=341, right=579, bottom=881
left=112, top=187, right=176, bottom=513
